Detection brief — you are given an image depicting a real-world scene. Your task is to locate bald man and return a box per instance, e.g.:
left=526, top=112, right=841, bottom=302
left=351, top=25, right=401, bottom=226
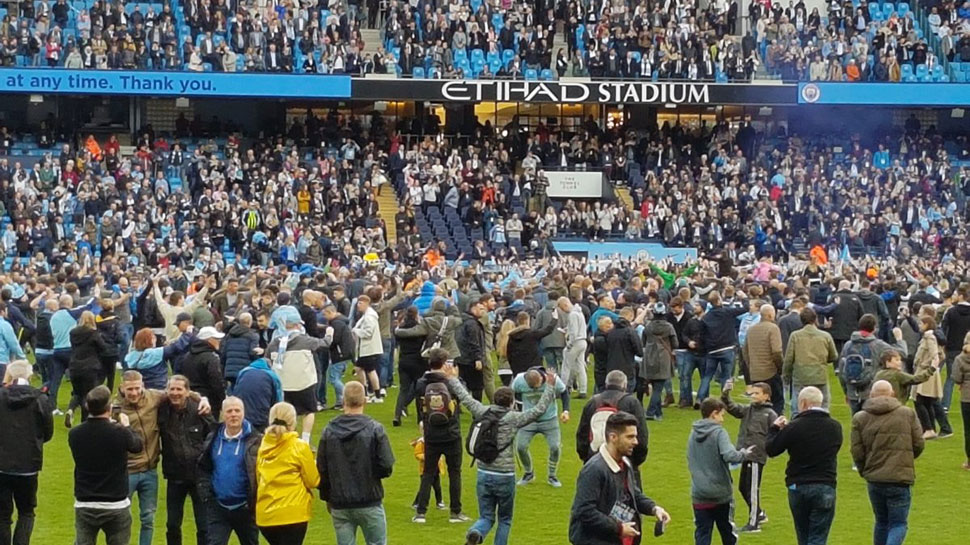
left=743, top=304, right=784, bottom=415
left=850, top=380, right=924, bottom=545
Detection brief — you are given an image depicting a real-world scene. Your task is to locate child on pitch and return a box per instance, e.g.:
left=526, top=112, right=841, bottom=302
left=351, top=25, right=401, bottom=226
left=721, top=380, right=777, bottom=533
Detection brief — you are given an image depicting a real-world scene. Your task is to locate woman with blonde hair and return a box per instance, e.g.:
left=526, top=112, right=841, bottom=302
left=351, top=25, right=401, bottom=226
left=256, top=402, right=320, bottom=545
left=496, top=318, right=516, bottom=386
left=66, top=310, right=107, bottom=425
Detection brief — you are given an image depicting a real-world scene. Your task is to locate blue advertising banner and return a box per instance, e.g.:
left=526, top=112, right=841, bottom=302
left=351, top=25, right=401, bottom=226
left=798, top=82, right=970, bottom=106
left=551, top=240, right=698, bottom=263
left=0, top=69, right=351, bottom=99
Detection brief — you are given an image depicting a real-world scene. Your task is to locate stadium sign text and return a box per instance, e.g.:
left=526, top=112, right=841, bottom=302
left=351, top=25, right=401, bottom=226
left=440, top=80, right=711, bottom=104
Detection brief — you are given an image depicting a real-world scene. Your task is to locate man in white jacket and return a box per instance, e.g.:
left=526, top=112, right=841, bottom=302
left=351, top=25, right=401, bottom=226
left=352, top=295, right=385, bottom=402
left=561, top=297, right=589, bottom=398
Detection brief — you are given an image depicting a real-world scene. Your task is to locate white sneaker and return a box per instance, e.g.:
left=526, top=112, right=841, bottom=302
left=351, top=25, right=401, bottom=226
left=379, top=388, right=387, bottom=398
left=372, top=396, right=385, bottom=404
left=52, top=409, right=64, bottom=416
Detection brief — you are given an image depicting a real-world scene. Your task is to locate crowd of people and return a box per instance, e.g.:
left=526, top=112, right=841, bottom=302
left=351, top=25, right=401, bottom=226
left=1, top=0, right=966, bottom=81
left=1, top=223, right=970, bottom=545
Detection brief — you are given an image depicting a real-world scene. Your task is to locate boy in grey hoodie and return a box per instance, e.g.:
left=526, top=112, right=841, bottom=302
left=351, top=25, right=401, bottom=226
left=687, top=397, right=754, bottom=545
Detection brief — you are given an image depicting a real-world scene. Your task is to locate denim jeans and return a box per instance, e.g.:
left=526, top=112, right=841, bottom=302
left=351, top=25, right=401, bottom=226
left=515, top=419, right=561, bottom=478
left=327, top=361, right=348, bottom=406
left=676, top=351, right=702, bottom=404
left=128, top=469, right=159, bottom=545
left=788, top=483, right=836, bottom=545
left=868, top=483, right=911, bottom=545
left=118, top=323, right=134, bottom=370
left=646, top=379, right=666, bottom=418
left=697, top=348, right=734, bottom=401
left=791, top=382, right=830, bottom=417
left=48, top=349, right=72, bottom=410
left=379, top=338, right=394, bottom=388
left=331, top=505, right=387, bottom=545
left=468, top=471, right=516, bottom=545
left=542, top=347, right=564, bottom=373
left=943, top=349, right=959, bottom=411
left=34, top=351, right=53, bottom=390
left=75, top=507, right=131, bottom=545
left=206, top=502, right=258, bottom=545
left=315, top=350, right=330, bottom=406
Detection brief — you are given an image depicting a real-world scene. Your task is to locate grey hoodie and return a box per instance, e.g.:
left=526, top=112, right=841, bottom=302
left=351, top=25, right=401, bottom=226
left=687, top=419, right=747, bottom=504
left=838, top=332, right=907, bottom=401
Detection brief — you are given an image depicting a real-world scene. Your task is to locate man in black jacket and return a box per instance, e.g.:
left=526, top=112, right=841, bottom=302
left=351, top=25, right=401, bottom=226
left=828, top=280, right=863, bottom=354
left=456, top=301, right=487, bottom=401
left=219, top=313, right=260, bottom=391
left=317, top=381, right=395, bottom=543
left=197, top=397, right=260, bottom=545
left=505, top=309, right=559, bottom=376
left=69, top=385, right=144, bottom=545
left=412, top=348, right=465, bottom=523
left=0, top=362, right=53, bottom=545
left=323, top=304, right=356, bottom=409
left=941, top=285, right=970, bottom=411
left=591, top=317, right=614, bottom=393
left=575, top=370, right=647, bottom=467
left=605, top=307, right=642, bottom=387
left=569, top=411, right=670, bottom=545
left=765, top=386, right=843, bottom=545
left=157, top=375, right=215, bottom=545
left=698, top=291, right=748, bottom=401
left=181, top=327, right=226, bottom=415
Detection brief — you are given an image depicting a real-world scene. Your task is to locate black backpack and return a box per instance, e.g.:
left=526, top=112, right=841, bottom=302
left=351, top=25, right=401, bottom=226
left=465, top=407, right=509, bottom=466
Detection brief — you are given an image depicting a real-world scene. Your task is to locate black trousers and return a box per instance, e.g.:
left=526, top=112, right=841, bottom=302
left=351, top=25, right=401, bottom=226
left=166, top=480, right=207, bottom=545
left=259, top=522, right=307, bottom=545
left=739, top=461, right=765, bottom=528
left=962, top=403, right=970, bottom=460
left=68, top=368, right=101, bottom=419
left=206, top=501, right=258, bottom=545
left=415, top=439, right=462, bottom=515
left=395, top=368, right=419, bottom=422
left=762, top=374, right=785, bottom=417
left=915, top=394, right=952, bottom=434
left=0, top=474, right=37, bottom=545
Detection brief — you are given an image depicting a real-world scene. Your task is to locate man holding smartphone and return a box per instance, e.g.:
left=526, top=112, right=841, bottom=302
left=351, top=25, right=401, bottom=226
left=569, top=412, right=670, bottom=545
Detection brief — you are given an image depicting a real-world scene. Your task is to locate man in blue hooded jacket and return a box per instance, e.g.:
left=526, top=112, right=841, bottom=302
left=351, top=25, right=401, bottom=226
left=232, top=359, right=283, bottom=432
left=198, top=396, right=261, bottom=545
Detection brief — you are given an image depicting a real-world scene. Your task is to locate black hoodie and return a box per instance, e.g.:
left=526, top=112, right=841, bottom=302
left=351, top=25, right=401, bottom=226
left=0, top=384, right=53, bottom=474
left=69, top=325, right=107, bottom=373
left=942, top=303, right=970, bottom=353
left=182, top=339, right=226, bottom=413
left=316, top=413, right=395, bottom=509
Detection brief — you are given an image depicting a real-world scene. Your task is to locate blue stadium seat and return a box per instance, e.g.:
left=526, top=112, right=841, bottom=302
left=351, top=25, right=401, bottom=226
left=502, top=49, right=515, bottom=67
left=540, top=68, right=554, bottom=80
left=470, top=49, right=485, bottom=65
left=898, top=2, right=909, bottom=16
left=915, top=64, right=928, bottom=79
left=524, top=68, right=538, bottom=80
left=901, top=63, right=913, bottom=79
left=412, top=66, right=425, bottom=78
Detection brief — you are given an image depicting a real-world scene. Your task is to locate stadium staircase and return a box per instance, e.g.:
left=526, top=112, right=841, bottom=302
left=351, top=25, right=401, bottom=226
left=376, top=187, right=400, bottom=243
left=362, top=28, right=383, bottom=58
left=615, top=186, right=634, bottom=211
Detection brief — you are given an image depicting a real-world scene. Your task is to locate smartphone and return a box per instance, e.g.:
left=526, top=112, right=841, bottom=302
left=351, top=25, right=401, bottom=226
left=654, top=519, right=667, bottom=537
left=111, top=403, right=122, bottom=421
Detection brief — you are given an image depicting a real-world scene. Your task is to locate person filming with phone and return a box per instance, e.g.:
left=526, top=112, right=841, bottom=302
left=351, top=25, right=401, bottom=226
left=569, top=411, right=671, bottom=545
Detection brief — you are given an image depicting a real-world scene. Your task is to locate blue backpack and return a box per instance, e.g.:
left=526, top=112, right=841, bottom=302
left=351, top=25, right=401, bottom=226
left=843, top=342, right=875, bottom=388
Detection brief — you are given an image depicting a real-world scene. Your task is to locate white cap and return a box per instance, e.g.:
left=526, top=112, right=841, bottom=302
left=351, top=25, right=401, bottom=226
left=196, top=326, right=225, bottom=341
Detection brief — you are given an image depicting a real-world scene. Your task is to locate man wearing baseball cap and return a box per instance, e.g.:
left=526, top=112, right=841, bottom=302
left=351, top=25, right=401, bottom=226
left=267, top=308, right=334, bottom=443
left=181, top=326, right=227, bottom=415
